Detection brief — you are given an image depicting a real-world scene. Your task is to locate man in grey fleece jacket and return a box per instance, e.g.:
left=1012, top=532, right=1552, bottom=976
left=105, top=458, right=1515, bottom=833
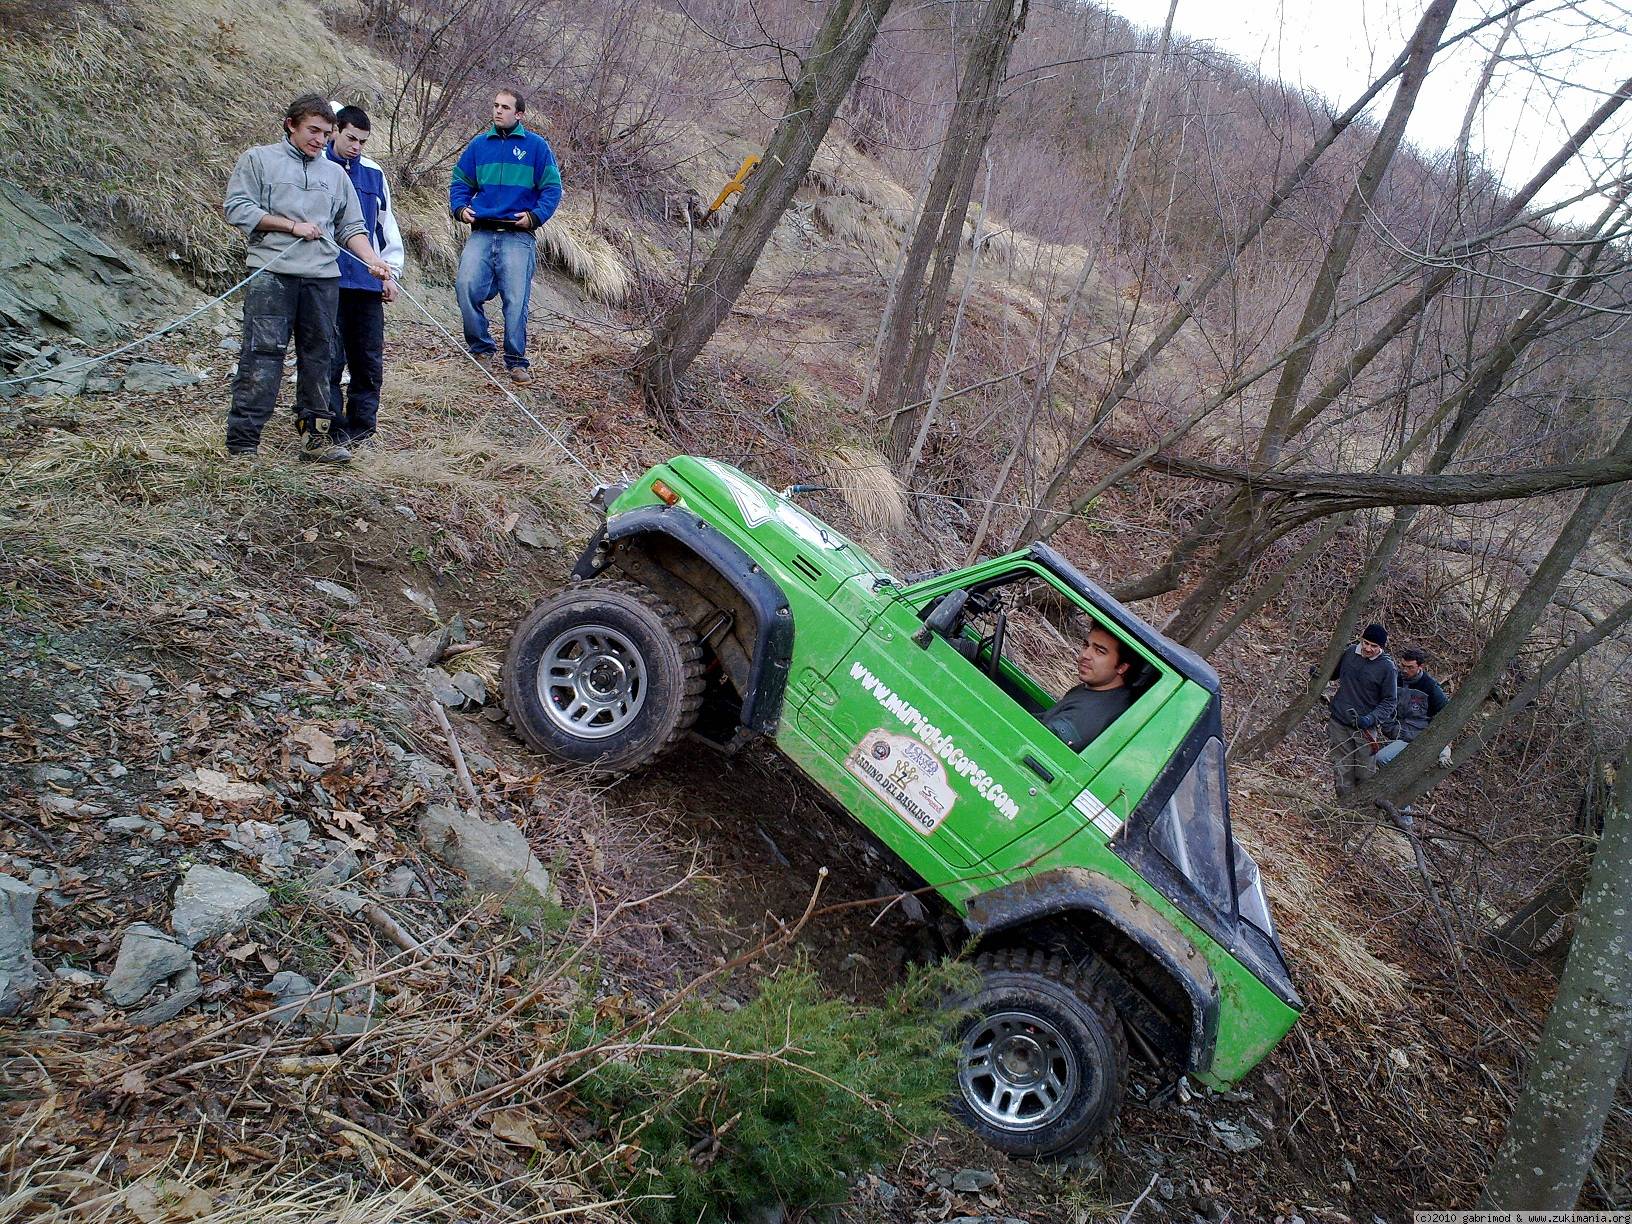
left=1324, top=622, right=1399, bottom=801
left=223, top=94, right=391, bottom=461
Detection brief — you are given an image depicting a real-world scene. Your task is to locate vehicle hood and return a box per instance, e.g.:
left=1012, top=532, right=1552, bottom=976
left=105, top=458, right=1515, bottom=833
left=665, top=456, right=886, bottom=589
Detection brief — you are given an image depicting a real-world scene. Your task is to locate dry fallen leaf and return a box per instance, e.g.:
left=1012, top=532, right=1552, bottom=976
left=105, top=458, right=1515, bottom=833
left=186, top=769, right=267, bottom=803
left=225, top=941, right=260, bottom=962
left=326, top=810, right=378, bottom=845
left=489, top=1107, right=552, bottom=1152
left=291, top=724, right=338, bottom=765
left=501, top=510, right=521, bottom=534
left=301, top=527, right=318, bottom=543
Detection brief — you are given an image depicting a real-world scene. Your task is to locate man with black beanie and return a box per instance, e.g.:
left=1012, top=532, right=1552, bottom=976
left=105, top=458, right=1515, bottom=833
left=1323, top=623, right=1398, bottom=801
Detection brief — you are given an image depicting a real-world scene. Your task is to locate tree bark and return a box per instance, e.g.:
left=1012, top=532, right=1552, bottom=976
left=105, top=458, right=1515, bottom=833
left=1026, top=66, right=1632, bottom=547
left=1353, top=413, right=1632, bottom=809
left=875, top=0, right=1027, bottom=462
left=1480, top=746, right=1632, bottom=1208
left=633, top=0, right=896, bottom=407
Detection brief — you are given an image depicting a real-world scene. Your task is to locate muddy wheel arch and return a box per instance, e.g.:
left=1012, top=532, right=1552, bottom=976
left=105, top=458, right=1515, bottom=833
left=573, top=505, right=795, bottom=735
left=963, top=867, right=1221, bottom=1075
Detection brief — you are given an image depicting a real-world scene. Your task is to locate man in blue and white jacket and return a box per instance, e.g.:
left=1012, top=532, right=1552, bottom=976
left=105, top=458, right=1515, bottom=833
left=449, top=89, right=562, bottom=385
left=326, top=105, right=405, bottom=447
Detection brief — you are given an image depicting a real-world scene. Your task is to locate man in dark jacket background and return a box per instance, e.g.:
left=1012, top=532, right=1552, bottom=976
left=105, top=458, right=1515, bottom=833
left=325, top=104, right=404, bottom=448
left=1325, top=622, right=1398, bottom=801
left=1376, top=647, right=1451, bottom=767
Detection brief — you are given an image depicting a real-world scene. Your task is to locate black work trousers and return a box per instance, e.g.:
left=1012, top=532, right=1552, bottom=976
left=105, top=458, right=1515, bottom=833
left=225, top=272, right=339, bottom=454
left=328, top=287, right=385, bottom=443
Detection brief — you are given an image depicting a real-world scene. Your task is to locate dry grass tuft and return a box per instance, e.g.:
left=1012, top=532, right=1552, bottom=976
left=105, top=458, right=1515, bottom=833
left=823, top=445, right=906, bottom=534
left=805, top=138, right=915, bottom=218
left=0, top=0, right=397, bottom=285
left=812, top=195, right=900, bottom=258
left=1231, top=800, right=1413, bottom=1019
left=536, top=212, right=631, bottom=305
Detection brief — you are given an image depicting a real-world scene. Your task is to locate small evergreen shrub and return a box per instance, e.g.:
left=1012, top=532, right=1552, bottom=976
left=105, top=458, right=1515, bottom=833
left=569, top=961, right=970, bottom=1223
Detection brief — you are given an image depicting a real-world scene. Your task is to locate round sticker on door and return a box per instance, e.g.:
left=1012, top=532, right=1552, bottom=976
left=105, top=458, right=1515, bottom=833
left=844, top=729, right=957, bottom=835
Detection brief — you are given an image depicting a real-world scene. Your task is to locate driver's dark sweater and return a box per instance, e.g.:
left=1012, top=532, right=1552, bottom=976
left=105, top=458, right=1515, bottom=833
left=1042, top=684, right=1134, bottom=752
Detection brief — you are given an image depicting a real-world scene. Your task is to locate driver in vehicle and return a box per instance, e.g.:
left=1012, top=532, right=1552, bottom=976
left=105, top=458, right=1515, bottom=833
left=1041, top=625, right=1135, bottom=751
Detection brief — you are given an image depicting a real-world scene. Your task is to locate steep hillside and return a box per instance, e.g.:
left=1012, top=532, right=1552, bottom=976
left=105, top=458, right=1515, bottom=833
left=2, top=0, right=1630, bottom=1219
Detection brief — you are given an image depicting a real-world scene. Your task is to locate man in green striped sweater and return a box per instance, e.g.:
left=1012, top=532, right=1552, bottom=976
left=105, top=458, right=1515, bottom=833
left=449, top=89, right=563, bottom=386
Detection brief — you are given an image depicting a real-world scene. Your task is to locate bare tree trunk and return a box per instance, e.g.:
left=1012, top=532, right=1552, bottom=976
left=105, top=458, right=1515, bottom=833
left=1480, top=745, right=1632, bottom=1208
left=1375, top=591, right=1632, bottom=809
left=1026, top=66, right=1632, bottom=547
left=1353, top=414, right=1632, bottom=809
left=633, top=0, right=895, bottom=407
left=1153, top=0, right=1454, bottom=647
left=904, top=158, right=993, bottom=480
left=875, top=0, right=1027, bottom=462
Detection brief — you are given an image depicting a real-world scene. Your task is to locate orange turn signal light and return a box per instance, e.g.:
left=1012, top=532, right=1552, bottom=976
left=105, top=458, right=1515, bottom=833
left=651, top=479, right=680, bottom=506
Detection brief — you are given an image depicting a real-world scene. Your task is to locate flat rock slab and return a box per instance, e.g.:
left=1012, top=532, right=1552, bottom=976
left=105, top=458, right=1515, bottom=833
left=0, top=876, right=43, bottom=1017
left=105, top=923, right=194, bottom=1006
left=121, top=361, right=202, bottom=393
left=171, top=864, right=270, bottom=947
left=418, top=804, right=555, bottom=905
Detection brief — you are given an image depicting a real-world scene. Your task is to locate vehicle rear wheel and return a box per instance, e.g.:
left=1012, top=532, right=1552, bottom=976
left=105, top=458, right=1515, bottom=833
left=503, top=580, right=704, bottom=772
left=951, top=948, right=1128, bottom=1157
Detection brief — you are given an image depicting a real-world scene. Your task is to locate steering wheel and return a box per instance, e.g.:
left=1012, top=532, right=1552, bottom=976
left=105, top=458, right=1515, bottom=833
left=979, top=611, right=1008, bottom=682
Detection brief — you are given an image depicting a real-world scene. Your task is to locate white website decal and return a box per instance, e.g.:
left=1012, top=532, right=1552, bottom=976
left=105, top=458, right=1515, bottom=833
left=848, top=661, right=1020, bottom=820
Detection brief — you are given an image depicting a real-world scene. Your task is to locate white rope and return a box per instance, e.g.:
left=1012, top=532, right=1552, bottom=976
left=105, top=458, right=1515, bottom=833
left=1, top=235, right=605, bottom=483
left=337, top=246, right=601, bottom=482
left=0, top=243, right=302, bottom=388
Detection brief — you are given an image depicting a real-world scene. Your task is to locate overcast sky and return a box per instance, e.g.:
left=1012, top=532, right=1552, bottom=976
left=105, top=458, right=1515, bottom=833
left=1097, top=0, right=1631, bottom=219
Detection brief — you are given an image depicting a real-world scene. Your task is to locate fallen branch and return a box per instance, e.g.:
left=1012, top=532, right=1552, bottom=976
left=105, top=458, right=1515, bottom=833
left=428, top=695, right=483, bottom=814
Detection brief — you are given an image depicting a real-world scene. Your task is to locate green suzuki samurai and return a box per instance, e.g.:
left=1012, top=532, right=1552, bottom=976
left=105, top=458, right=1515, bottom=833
left=504, top=456, right=1301, bottom=1156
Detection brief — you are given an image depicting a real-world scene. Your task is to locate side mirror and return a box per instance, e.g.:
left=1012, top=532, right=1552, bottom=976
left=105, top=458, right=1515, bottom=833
left=914, top=589, right=970, bottom=648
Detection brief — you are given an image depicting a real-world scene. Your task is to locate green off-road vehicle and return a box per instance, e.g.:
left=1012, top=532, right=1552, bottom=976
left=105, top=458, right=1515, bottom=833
left=504, top=456, right=1301, bottom=1157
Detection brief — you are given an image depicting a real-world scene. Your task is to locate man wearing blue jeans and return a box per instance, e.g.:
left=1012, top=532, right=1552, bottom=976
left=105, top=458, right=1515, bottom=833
left=449, top=89, right=563, bottom=385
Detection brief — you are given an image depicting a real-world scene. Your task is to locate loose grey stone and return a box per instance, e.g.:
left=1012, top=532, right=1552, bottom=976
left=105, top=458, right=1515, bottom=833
left=307, top=847, right=360, bottom=889
left=513, top=519, right=561, bottom=549
left=105, top=923, right=194, bottom=1006
left=952, top=1170, right=996, bottom=1194
left=106, top=815, right=157, bottom=835
left=30, top=764, right=84, bottom=787
left=404, top=753, right=452, bottom=789
left=115, top=671, right=156, bottom=692
left=321, top=888, right=368, bottom=917
left=418, top=804, right=555, bottom=905
left=281, top=819, right=312, bottom=845
left=0, top=877, right=45, bottom=1017
left=126, top=967, right=201, bottom=1026
left=451, top=671, right=487, bottom=706
left=424, top=667, right=466, bottom=708
left=51, top=712, right=80, bottom=730
left=171, top=864, right=270, bottom=947
left=37, top=794, right=79, bottom=815
left=445, top=613, right=469, bottom=644
left=121, top=361, right=203, bottom=394
left=407, top=626, right=451, bottom=668
left=380, top=865, right=421, bottom=899
left=312, top=580, right=360, bottom=609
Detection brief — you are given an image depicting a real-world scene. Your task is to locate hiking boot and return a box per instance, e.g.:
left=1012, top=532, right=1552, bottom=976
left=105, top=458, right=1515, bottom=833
left=227, top=447, right=259, bottom=459
left=509, top=365, right=534, bottom=385
left=343, top=428, right=376, bottom=450
left=298, top=427, right=352, bottom=465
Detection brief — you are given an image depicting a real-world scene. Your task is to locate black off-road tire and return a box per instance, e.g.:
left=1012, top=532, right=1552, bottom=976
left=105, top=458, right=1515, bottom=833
left=502, top=580, right=705, bottom=773
left=950, top=948, right=1129, bottom=1158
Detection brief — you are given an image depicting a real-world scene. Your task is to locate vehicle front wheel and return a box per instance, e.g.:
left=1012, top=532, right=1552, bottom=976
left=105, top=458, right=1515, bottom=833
left=951, top=949, right=1128, bottom=1158
left=503, top=580, right=704, bottom=772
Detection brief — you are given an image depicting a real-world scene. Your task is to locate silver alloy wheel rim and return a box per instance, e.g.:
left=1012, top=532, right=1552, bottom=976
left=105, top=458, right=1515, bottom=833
left=537, top=623, right=648, bottom=739
left=958, top=1009, right=1080, bottom=1132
